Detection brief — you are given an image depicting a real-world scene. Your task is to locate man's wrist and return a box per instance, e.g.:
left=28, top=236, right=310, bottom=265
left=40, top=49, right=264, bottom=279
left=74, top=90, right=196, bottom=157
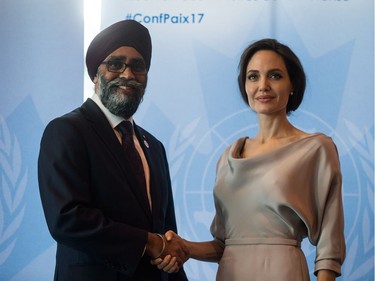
left=145, top=233, right=165, bottom=258
left=154, top=233, right=165, bottom=258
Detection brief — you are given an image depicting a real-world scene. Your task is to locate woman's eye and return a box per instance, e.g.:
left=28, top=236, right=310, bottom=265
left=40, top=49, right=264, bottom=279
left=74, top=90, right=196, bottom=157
left=269, top=73, right=282, bottom=79
left=247, top=74, right=258, bottom=81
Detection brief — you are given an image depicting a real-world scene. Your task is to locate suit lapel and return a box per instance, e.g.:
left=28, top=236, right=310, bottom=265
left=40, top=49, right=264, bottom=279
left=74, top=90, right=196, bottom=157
left=81, top=99, right=152, bottom=222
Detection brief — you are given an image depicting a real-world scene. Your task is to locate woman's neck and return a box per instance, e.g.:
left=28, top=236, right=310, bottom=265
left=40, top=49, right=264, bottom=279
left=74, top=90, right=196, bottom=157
left=254, top=113, right=305, bottom=144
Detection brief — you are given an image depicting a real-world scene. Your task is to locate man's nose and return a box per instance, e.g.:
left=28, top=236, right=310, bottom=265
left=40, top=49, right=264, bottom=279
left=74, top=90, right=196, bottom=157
left=119, top=66, right=136, bottom=79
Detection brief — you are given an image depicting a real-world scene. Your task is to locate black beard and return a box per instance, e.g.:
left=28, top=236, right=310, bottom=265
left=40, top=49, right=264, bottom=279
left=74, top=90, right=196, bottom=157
left=97, top=74, right=146, bottom=119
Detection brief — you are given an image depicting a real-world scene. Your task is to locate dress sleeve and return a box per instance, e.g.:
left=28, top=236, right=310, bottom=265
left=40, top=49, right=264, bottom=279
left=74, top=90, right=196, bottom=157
left=210, top=146, right=231, bottom=248
left=210, top=197, right=226, bottom=248
left=313, top=138, right=346, bottom=276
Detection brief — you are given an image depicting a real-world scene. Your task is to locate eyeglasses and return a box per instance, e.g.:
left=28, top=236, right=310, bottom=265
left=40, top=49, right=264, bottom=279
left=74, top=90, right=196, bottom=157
left=100, top=59, right=147, bottom=75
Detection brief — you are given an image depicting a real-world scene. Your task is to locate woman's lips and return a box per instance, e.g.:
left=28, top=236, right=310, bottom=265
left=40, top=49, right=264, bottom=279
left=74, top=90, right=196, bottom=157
left=256, top=95, right=274, bottom=102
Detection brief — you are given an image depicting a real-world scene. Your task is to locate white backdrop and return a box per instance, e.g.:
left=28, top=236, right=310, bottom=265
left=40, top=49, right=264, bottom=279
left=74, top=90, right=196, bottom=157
left=0, top=0, right=373, bottom=280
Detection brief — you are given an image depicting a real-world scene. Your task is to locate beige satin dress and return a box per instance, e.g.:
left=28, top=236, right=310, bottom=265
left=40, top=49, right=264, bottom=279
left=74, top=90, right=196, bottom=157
left=210, top=133, right=345, bottom=281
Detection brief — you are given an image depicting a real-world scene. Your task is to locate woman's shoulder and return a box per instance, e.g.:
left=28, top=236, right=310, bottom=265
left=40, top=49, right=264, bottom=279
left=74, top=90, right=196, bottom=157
left=303, top=133, right=340, bottom=162
left=216, top=137, right=248, bottom=165
left=307, top=132, right=337, bottom=148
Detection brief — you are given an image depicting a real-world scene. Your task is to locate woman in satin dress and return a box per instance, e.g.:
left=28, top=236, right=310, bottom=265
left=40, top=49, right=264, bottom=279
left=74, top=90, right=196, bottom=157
left=154, top=38, right=346, bottom=281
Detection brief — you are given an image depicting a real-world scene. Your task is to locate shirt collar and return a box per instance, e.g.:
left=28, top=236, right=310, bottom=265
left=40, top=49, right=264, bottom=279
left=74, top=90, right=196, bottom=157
left=90, top=93, right=133, bottom=129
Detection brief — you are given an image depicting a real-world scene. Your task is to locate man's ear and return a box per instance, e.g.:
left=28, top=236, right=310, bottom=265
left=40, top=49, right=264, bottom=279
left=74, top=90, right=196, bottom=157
left=93, top=76, right=98, bottom=84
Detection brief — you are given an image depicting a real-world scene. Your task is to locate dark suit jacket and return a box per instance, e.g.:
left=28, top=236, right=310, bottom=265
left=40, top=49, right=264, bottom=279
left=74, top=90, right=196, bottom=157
left=38, top=99, right=188, bottom=281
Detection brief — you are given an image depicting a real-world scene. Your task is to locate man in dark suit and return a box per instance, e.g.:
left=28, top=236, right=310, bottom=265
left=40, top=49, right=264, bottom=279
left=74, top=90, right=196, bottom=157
left=38, top=20, right=188, bottom=281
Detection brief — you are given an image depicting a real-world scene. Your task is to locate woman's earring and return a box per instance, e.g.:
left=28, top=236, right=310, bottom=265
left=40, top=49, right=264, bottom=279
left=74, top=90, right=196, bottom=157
left=290, top=92, right=294, bottom=96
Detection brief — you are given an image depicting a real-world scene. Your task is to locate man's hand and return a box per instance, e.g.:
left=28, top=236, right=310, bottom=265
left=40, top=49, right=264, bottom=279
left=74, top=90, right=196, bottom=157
left=151, top=254, right=180, bottom=273
left=150, top=231, right=190, bottom=273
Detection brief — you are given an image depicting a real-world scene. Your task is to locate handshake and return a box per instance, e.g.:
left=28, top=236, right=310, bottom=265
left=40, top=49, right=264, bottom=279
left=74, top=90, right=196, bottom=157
left=146, top=230, right=189, bottom=273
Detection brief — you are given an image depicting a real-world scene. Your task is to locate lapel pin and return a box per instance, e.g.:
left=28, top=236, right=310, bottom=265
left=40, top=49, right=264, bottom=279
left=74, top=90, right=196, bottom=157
left=143, top=136, right=149, bottom=148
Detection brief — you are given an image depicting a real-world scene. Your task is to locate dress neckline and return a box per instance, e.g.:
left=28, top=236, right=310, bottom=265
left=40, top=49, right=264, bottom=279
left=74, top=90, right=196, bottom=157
left=232, top=133, right=325, bottom=160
